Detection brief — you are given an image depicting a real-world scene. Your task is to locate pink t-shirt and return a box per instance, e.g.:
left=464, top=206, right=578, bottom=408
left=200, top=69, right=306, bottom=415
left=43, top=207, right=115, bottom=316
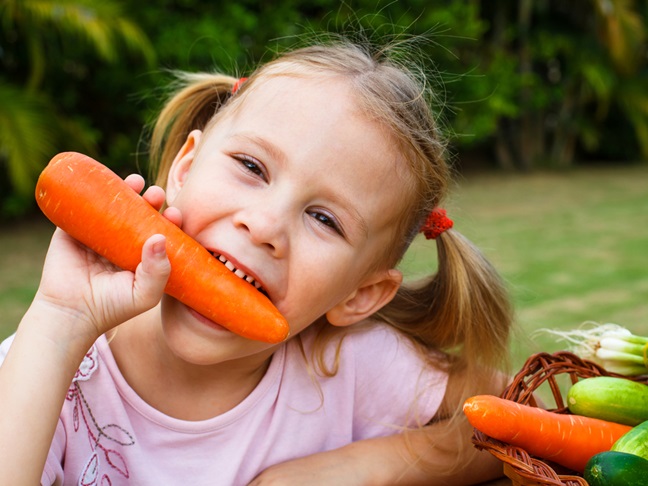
left=0, top=324, right=447, bottom=485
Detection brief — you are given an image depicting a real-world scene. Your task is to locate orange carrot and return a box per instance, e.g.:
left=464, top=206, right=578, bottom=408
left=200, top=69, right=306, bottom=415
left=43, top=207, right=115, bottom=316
left=35, top=152, right=290, bottom=344
left=463, top=395, right=632, bottom=472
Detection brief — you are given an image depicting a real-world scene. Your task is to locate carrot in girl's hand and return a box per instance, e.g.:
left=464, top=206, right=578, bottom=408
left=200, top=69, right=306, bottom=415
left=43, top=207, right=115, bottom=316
left=463, top=394, right=632, bottom=473
left=35, top=151, right=290, bottom=344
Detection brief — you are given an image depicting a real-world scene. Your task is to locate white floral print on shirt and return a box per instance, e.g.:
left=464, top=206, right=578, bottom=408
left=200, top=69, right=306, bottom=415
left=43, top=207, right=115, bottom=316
left=66, top=344, right=135, bottom=485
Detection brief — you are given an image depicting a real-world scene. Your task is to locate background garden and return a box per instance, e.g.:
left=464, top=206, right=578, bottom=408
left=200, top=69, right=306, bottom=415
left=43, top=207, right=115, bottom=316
left=1, top=0, right=647, bottom=371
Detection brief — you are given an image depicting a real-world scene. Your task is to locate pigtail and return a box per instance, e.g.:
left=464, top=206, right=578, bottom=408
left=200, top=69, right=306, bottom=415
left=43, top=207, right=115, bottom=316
left=148, top=72, right=239, bottom=187
left=375, top=227, right=512, bottom=380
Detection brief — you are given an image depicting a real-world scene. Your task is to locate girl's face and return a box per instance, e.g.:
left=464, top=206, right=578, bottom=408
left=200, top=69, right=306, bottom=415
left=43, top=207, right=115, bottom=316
left=162, top=75, right=407, bottom=365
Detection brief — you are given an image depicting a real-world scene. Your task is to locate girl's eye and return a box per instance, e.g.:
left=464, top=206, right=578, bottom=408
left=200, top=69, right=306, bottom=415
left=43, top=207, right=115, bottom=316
left=234, top=154, right=266, bottom=180
left=309, top=210, right=343, bottom=236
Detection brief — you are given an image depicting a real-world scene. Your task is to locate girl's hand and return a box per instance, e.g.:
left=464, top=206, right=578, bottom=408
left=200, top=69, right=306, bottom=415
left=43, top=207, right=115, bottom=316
left=29, top=175, right=176, bottom=343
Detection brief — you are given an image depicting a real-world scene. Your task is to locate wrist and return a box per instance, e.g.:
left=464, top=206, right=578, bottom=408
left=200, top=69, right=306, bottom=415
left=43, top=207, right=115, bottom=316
left=19, top=299, right=100, bottom=364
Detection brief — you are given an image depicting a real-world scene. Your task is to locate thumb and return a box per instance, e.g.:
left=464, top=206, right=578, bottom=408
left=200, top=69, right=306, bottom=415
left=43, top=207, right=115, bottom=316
left=133, top=234, right=171, bottom=310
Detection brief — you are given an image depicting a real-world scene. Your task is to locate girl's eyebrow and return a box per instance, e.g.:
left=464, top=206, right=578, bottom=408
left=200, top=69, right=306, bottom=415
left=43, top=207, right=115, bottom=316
left=230, top=133, right=287, bottom=166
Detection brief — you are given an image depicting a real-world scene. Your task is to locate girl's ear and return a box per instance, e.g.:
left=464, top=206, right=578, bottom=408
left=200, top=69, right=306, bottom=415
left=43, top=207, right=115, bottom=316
left=326, top=269, right=402, bottom=327
left=166, top=129, right=202, bottom=204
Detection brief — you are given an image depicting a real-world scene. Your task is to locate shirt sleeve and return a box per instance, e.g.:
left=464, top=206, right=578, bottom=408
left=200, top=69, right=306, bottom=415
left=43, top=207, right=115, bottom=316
left=0, top=333, right=15, bottom=364
left=348, top=325, right=448, bottom=440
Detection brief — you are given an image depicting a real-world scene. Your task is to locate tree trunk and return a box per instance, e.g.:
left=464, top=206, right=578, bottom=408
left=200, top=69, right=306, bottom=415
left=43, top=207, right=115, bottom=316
left=550, top=82, right=578, bottom=167
left=517, top=0, right=535, bottom=171
left=495, top=120, right=517, bottom=170
left=491, top=0, right=518, bottom=170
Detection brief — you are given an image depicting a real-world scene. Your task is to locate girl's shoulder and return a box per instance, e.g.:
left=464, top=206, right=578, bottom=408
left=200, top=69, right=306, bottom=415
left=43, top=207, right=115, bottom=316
left=299, top=321, right=444, bottom=370
left=347, top=322, right=447, bottom=381
left=296, top=322, right=449, bottom=432
left=296, top=321, right=448, bottom=401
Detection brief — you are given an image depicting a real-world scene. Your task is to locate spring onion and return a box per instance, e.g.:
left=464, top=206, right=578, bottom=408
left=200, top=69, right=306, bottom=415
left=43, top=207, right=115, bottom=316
left=538, top=323, right=648, bottom=376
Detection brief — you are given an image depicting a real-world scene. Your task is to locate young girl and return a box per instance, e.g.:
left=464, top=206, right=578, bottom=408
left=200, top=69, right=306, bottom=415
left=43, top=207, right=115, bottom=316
left=0, top=38, right=512, bottom=485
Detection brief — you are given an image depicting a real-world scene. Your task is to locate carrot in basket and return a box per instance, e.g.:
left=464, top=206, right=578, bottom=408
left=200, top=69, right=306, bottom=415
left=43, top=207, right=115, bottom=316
left=35, top=152, right=290, bottom=344
left=463, top=394, right=632, bottom=473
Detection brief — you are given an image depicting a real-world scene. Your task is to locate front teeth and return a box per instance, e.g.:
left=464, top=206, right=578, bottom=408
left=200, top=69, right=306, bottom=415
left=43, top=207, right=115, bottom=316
left=216, top=254, right=262, bottom=290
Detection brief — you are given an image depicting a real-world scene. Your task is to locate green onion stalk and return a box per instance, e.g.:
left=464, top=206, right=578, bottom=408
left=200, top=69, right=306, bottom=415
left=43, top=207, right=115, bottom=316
left=538, top=323, right=648, bottom=376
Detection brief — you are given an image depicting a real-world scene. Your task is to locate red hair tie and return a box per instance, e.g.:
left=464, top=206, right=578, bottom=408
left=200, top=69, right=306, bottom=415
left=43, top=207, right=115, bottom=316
left=231, top=77, right=248, bottom=94
left=420, top=208, right=453, bottom=240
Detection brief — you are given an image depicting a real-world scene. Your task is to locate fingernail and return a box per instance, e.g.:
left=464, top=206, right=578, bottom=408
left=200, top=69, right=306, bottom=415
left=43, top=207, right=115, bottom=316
left=152, top=238, right=166, bottom=257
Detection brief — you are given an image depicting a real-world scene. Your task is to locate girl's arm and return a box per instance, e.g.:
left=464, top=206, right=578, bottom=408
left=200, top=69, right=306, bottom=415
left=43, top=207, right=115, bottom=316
left=249, top=420, right=502, bottom=486
left=0, top=178, right=172, bottom=485
left=250, top=424, right=503, bottom=486
left=250, top=371, right=508, bottom=486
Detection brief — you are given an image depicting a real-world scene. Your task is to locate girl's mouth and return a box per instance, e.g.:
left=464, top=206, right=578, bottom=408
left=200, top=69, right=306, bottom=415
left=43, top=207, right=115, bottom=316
left=212, top=253, right=268, bottom=296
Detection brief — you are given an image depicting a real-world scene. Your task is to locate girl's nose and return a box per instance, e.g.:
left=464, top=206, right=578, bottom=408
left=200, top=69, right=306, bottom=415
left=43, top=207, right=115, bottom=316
left=233, top=204, right=288, bottom=257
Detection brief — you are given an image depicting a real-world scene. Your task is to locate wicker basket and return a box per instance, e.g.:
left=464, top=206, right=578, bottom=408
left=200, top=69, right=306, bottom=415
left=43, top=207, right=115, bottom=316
left=471, top=351, right=648, bottom=486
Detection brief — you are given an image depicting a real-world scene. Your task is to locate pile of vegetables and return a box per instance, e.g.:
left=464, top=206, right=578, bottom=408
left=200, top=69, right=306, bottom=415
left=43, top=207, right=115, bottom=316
left=464, top=376, right=648, bottom=483
left=464, top=322, right=648, bottom=484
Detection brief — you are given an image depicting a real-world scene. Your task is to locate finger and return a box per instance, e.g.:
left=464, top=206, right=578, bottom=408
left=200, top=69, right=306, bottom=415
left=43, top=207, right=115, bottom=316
left=161, top=206, right=183, bottom=227
left=132, top=234, right=171, bottom=310
left=124, top=174, right=146, bottom=193
left=142, top=185, right=166, bottom=210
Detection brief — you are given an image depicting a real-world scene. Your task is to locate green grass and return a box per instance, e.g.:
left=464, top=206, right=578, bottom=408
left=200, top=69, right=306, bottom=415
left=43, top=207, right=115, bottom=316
left=2, top=166, right=647, bottom=379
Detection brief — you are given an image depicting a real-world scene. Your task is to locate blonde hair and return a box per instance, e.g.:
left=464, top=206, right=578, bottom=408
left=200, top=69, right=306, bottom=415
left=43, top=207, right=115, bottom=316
left=148, top=36, right=512, bottom=472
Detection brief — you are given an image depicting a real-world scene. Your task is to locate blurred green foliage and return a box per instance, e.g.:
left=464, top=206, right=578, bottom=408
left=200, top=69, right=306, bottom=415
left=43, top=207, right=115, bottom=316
left=1, top=0, right=647, bottom=218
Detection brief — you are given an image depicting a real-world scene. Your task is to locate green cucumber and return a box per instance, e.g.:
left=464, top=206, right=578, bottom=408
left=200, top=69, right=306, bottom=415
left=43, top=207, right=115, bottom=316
left=584, top=451, right=648, bottom=486
left=612, top=420, right=648, bottom=460
left=567, top=376, right=648, bottom=426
